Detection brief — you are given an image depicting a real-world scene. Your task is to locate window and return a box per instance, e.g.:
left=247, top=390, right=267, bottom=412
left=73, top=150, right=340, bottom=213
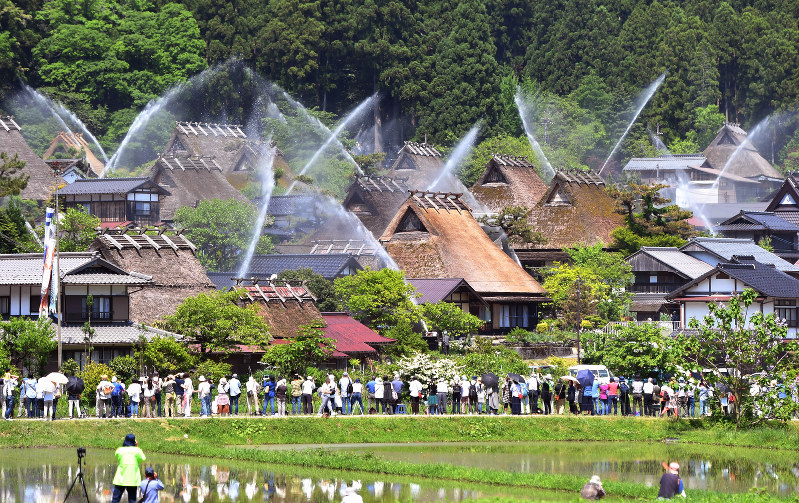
left=484, top=167, right=506, bottom=184
left=499, top=304, right=529, bottom=328
left=29, top=295, right=40, bottom=315
left=397, top=211, right=426, bottom=232
left=649, top=275, right=658, bottom=284
left=776, top=300, right=798, bottom=327
left=0, top=296, right=9, bottom=317
left=135, top=202, right=151, bottom=215
left=82, top=296, right=111, bottom=320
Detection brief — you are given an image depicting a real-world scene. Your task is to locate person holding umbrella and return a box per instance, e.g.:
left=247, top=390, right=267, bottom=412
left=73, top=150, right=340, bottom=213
left=66, top=375, right=85, bottom=419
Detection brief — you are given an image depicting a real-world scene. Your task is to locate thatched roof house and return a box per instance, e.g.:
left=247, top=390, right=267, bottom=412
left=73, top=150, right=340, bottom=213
left=703, top=123, right=782, bottom=180
left=149, top=153, right=250, bottom=221
left=470, top=155, right=548, bottom=213
left=343, top=176, right=412, bottom=237
left=163, top=121, right=291, bottom=190
left=517, top=171, right=623, bottom=266
left=384, top=142, right=444, bottom=189
left=0, top=116, right=65, bottom=201
left=380, top=191, right=547, bottom=333
left=43, top=131, right=104, bottom=176
left=235, top=281, right=323, bottom=339
left=89, top=228, right=215, bottom=324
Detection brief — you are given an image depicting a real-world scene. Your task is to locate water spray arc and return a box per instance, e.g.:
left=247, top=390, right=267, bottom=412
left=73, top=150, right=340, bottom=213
left=237, top=142, right=278, bottom=278
left=514, top=89, right=555, bottom=182
left=599, top=72, right=666, bottom=175
left=285, top=93, right=377, bottom=195
left=711, top=117, right=771, bottom=193
left=428, top=124, right=481, bottom=191
left=21, top=85, right=79, bottom=146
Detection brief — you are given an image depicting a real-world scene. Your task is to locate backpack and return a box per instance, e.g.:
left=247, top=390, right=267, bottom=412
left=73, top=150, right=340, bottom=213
left=519, top=382, right=529, bottom=397
left=102, top=385, right=113, bottom=396
left=347, top=381, right=353, bottom=395
left=469, top=384, right=478, bottom=400
left=662, top=389, right=670, bottom=401
left=111, top=384, right=122, bottom=397
left=452, top=384, right=461, bottom=394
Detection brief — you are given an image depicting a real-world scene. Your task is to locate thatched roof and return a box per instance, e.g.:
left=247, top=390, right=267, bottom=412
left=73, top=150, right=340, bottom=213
left=523, top=170, right=623, bottom=250
left=43, top=131, right=104, bottom=176
left=343, top=176, right=412, bottom=237
left=164, top=121, right=291, bottom=188
left=703, top=123, right=782, bottom=179
left=385, top=142, right=444, bottom=189
left=380, top=191, right=546, bottom=297
left=235, top=281, right=322, bottom=339
left=0, top=116, right=64, bottom=201
left=150, top=153, right=250, bottom=221
left=470, top=155, right=548, bottom=212
left=89, top=228, right=214, bottom=324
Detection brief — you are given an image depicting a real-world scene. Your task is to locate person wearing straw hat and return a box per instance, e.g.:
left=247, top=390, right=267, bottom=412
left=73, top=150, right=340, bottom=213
left=3, top=372, right=18, bottom=420
left=580, top=475, right=605, bottom=500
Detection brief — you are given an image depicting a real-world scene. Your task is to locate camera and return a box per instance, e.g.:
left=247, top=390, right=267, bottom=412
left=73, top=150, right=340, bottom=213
left=77, top=447, right=86, bottom=458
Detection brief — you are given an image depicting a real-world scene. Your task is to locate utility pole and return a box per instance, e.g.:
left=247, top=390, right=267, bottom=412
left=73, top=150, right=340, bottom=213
left=52, top=162, right=63, bottom=369
left=575, top=275, right=582, bottom=364
left=540, top=110, right=552, bottom=145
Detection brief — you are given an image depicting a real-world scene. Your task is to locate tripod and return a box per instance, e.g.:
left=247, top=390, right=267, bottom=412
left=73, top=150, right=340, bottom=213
left=63, top=448, right=90, bottom=503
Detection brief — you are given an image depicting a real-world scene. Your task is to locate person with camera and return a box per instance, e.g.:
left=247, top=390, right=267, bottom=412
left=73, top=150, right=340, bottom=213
left=3, top=372, right=17, bottom=420
left=140, top=467, right=164, bottom=503
left=111, top=433, right=146, bottom=503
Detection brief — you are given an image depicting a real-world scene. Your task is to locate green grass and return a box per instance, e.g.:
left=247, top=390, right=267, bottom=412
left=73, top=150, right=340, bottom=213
left=2, top=415, right=799, bottom=501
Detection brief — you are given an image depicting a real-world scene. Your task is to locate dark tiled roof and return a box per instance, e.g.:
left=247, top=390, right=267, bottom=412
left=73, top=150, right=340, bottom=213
left=267, top=195, right=318, bottom=216
left=58, top=177, right=168, bottom=195
left=243, top=254, right=361, bottom=280
left=717, top=259, right=799, bottom=298
left=0, top=252, right=151, bottom=285
left=58, top=323, right=182, bottom=345
left=681, top=238, right=799, bottom=273
left=407, top=278, right=468, bottom=304
left=716, top=212, right=799, bottom=232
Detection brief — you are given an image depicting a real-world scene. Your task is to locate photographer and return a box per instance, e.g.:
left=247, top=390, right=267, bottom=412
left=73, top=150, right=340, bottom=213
left=140, top=467, right=164, bottom=503
left=111, top=433, right=146, bottom=503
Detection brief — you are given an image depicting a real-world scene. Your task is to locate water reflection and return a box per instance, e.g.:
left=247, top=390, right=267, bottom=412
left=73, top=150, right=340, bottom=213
left=341, top=442, right=799, bottom=495
left=0, top=449, right=487, bottom=503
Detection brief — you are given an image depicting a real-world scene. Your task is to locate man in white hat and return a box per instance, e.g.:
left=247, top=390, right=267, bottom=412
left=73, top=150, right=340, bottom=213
left=301, top=376, right=315, bottom=414
left=228, top=373, right=242, bottom=415
left=658, top=462, right=683, bottom=499
left=197, top=376, right=211, bottom=417
left=580, top=475, right=605, bottom=500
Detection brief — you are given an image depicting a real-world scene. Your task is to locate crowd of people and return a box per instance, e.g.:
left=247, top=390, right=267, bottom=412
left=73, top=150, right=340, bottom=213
left=3, top=368, right=794, bottom=420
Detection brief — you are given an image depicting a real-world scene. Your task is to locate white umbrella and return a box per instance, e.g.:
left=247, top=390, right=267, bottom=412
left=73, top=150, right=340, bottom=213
left=560, top=375, right=579, bottom=383
left=37, top=378, right=56, bottom=393
left=45, top=372, right=69, bottom=385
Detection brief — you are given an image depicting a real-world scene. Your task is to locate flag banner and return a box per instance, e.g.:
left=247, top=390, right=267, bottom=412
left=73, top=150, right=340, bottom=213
left=39, top=208, right=56, bottom=317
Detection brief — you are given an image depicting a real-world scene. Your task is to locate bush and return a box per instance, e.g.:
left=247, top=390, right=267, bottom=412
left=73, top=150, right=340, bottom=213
left=193, top=359, right=232, bottom=383
left=60, top=358, right=79, bottom=377
left=109, top=355, right=139, bottom=384
left=383, top=320, right=428, bottom=358
left=135, top=335, right=196, bottom=376
left=536, top=322, right=549, bottom=333
left=78, top=361, right=113, bottom=407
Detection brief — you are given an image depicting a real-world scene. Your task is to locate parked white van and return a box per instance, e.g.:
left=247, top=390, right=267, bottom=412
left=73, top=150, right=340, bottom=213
left=569, top=364, right=613, bottom=385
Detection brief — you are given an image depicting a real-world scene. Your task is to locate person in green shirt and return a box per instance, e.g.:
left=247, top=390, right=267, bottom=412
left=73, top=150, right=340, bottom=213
left=111, top=433, right=146, bottom=503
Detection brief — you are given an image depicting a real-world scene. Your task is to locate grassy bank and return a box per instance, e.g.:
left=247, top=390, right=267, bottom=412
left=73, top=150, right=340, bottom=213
left=2, top=416, right=798, bottom=501
left=4, top=415, right=797, bottom=450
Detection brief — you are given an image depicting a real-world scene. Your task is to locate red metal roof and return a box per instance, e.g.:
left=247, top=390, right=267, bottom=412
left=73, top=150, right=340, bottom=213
left=322, top=313, right=394, bottom=354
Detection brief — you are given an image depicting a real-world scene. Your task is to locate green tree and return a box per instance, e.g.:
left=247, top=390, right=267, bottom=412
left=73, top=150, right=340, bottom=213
left=584, top=323, right=678, bottom=378
left=108, top=354, right=138, bottom=383
left=193, top=359, right=231, bottom=382
left=162, top=289, right=271, bottom=355
left=421, top=302, right=484, bottom=338
left=0, top=317, right=56, bottom=375
left=275, top=268, right=338, bottom=312
left=542, top=265, right=607, bottom=329
left=478, top=206, right=546, bottom=246
left=566, top=243, right=633, bottom=321
left=608, top=183, right=696, bottom=256
left=675, top=289, right=799, bottom=427
left=59, top=206, right=100, bottom=252
left=334, top=268, right=419, bottom=332
left=260, top=320, right=335, bottom=376
left=134, top=334, right=196, bottom=376
left=694, top=104, right=726, bottom=149
left=382, top=320, right=427, bottom=359
left=173, top=198, right=273, bottom=272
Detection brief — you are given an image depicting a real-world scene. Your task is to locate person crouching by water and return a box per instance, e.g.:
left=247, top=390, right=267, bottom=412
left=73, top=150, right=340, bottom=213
left=111, top=433, right=146, bottom=503
left=580, top=475, right=605, bottom=500
left=140, top=467, right=164, bottom=503
left=658, top=462, right=686, bottom=499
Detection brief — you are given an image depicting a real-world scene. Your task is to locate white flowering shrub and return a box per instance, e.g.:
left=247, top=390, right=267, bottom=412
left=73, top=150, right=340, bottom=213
left=394, top=352, right=464, bottom=386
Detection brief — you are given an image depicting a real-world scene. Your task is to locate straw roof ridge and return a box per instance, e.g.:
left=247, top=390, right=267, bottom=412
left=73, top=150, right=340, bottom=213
left=0, top=116, right=64, bottom=201
left=43, top=131, right=104, bottom=176
left=400, top=141, right=441, bottom=157
left=471, top=154, right=548, bottom=212
left=343, top=177, right=413, bottom=237
left=406, top=190, right=470, bottom=212
left=174, top=121, right=246, bottom=138
left=386, top=143, right=445, bottom=189
left=352, top=175, right=410, bottom=192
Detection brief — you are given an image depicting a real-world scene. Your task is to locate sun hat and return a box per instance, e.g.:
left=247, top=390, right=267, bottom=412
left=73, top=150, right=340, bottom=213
left=199, top=376, right=206, bottom=382
left=669, top=462, right=680, bottom=472
left=101, top=374, right=108, bottom=380
left=590, top=475, right=602, bottom=485
left=343, top=371, right=348, bottom=376
left=232, top=373, right=238, bottom=378
left=122, top=433, right=136, bottom=446
left=111, top=376, right=117, bottom=382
